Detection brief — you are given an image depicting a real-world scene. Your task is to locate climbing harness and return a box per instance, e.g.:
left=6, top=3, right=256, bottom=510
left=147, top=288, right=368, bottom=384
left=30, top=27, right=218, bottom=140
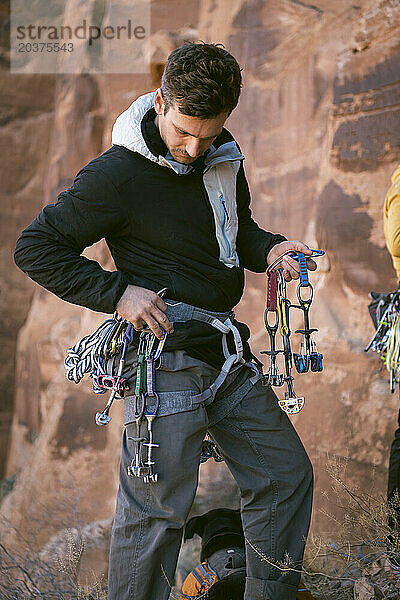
left=64, top=292, right=262, bottom=482
left=262, top=249, right=325, bottom=415
left=161, top=299, right=262, bottom=404
left=158, top=299, right=262, bottom=469
left=65, top=256, right=323, bottom=480
left=365, top=289, right=400, bottom=392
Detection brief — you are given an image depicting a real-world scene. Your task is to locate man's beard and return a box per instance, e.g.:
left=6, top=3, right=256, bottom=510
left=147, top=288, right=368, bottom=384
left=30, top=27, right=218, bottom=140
left=170, top=148, right=199, bottom=164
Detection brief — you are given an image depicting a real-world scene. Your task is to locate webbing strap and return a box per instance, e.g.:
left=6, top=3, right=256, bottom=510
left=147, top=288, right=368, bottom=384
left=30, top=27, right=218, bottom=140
left=165, top=301, right=231, bottom=324
left=221, top=319, right=244, bottom=362
left=193, top=359, right=260, bottom=405
left=297, top=252, right=309, bottom=287
left=164, top=300, right=260, bottom=404
left=267, top=271, right=278, bottom=311
left=146, top=358, right=155, bottom=397
left=193, top=354, right=238, bottom=404
left=192, top=309, right=231, bottom=332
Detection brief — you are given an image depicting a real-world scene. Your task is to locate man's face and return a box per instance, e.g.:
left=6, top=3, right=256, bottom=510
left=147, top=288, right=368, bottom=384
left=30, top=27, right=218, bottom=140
left=154, top=89, right=228, bottom=164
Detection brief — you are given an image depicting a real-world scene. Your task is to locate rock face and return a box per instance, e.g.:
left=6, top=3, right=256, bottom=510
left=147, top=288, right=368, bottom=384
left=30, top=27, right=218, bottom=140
left=2, top=0, right=400, bottom=575
left=0, top=70, right=56, bottom=481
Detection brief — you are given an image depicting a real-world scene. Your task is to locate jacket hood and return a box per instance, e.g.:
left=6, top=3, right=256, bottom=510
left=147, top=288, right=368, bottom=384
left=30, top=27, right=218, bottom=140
left=111, top=91, right=244, bottom=175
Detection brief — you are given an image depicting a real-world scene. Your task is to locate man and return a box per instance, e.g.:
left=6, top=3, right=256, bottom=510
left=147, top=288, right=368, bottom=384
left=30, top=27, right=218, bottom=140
left=384, top=165, right=400, bottom=285
left=14, top=43, right=315, bottom=600
left=383, top=165, right=400, bottom=561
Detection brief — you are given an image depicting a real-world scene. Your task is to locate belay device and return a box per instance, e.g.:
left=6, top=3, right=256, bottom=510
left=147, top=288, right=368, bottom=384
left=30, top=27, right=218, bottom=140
left=262, top=249, right=325, bottom=415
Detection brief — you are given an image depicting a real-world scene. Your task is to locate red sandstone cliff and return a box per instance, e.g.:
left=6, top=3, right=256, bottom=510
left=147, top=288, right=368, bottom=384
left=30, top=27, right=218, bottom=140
left=1, top=0, right=400, bottom=573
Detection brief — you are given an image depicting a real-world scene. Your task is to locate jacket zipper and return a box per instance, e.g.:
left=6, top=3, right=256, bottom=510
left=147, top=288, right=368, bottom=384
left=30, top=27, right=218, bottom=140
left=219, top=193, right=231, bottom=257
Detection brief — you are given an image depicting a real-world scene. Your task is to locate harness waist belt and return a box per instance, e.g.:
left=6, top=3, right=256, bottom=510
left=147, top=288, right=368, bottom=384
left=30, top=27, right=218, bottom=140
left=164, top=299, right=261, bottom=404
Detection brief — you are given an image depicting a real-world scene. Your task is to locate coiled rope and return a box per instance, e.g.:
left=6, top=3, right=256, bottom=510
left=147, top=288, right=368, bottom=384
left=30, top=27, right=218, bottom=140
left=64, top=317, right=125, bottom=393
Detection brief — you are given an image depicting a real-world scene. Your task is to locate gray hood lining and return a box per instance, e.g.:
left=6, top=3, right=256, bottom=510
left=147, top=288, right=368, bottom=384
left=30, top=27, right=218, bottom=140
left=111, top=92, right=244, bottom=175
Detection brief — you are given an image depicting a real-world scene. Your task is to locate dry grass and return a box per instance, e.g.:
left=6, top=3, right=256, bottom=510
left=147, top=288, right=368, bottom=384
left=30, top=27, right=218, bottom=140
left=0, top=519, right=107, bottom=599
left=1, top=458, right=400, bottom=599
left=244, top=457, right=400, bottom=599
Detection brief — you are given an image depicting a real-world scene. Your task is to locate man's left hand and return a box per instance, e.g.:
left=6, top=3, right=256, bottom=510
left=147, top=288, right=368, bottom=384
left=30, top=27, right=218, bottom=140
left=266, top=240, right=317, bottom=282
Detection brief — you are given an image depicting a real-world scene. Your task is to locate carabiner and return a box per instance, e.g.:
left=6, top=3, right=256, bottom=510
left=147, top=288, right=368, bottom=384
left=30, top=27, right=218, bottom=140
left=297, top=283, right=314, bottom=308
left=264, top=308, right=279, bottom=334
left=95, top=374, right=128, bottom=392
left=153, top=332, right=167, bottom=360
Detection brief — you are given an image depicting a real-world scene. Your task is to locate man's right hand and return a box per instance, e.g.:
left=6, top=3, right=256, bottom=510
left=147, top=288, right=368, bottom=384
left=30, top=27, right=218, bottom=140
left=115, top=285, right=174, bottom=339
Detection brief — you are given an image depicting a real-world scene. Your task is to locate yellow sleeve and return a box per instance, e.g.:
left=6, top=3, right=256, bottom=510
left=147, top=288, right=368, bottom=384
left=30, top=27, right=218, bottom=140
left=384, top=166, right=400, bottom=282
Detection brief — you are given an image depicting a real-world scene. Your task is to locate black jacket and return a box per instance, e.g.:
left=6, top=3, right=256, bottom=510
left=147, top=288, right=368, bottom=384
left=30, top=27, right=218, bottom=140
left=14, top=96, right=285, bottom=365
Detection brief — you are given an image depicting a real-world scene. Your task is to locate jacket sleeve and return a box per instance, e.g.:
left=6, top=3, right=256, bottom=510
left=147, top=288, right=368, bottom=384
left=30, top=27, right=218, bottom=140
left=383, top=171, right=400, bottom=283
left=14, top=166, right=129, bottom=314
left=236, top=163, right=286, bottom=271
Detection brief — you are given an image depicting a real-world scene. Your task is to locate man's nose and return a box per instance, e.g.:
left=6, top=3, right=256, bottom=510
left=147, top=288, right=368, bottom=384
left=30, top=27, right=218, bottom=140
left=185, top=138, right=201, bottom=158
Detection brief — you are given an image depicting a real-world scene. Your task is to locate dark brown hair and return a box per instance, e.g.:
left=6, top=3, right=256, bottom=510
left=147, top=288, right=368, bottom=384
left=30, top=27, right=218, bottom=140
left=160, top=42, right=242, bottom=118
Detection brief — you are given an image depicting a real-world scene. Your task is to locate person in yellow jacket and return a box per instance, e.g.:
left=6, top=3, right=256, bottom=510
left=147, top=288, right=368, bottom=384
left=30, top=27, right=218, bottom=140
left=384, top=165, right=400, bottom=283
left=383, top=164, right=400, bottom=574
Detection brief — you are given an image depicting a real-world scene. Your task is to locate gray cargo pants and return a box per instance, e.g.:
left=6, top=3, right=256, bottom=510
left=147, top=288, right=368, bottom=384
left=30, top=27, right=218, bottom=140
left=108, top=350, right=313, bottom=600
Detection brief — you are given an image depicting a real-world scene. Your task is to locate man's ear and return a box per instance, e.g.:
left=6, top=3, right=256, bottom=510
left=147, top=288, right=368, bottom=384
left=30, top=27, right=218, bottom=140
left=184, top=514, right=205, bottom=541
left=154, top=88, right=164, bottom=116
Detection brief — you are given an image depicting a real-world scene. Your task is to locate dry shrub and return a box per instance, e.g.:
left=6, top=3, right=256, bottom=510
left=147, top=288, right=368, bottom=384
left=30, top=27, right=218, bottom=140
left=2, top=458, right=400, bottom=599
left=301, top=457, right=400, bottom=599
left=0, top=517, right=107, bottom=599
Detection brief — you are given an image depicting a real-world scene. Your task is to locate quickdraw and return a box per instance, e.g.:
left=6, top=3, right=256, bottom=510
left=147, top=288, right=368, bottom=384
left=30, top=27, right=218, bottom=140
left=262, top=249, right=325, bottom=415
left=95, top=320, right=135, bottom=425
left=126, top=328, right=166, bottom=484
left=64, top=289, right=168, bottom=435
left=65, top=310, right=167, bottom=483
left=365, top=289, right=400, bottom=393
